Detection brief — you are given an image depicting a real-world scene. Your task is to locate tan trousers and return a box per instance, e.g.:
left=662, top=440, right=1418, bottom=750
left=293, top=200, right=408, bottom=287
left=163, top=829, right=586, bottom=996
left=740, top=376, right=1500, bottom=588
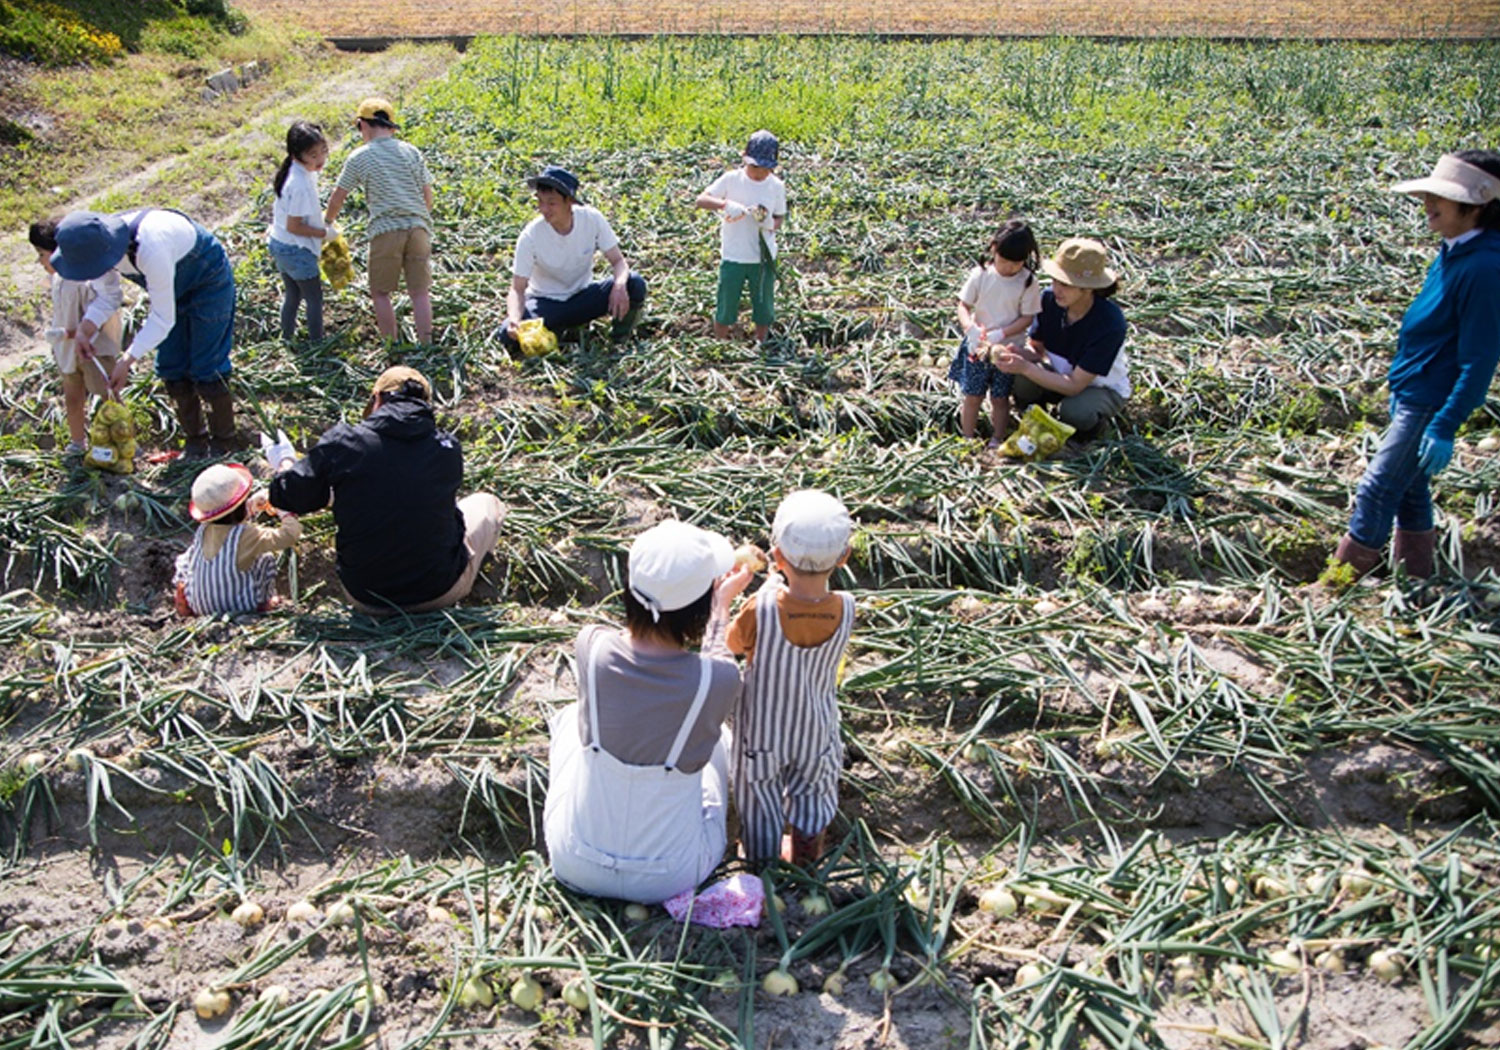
left=349, top=493, right=504, bottom=615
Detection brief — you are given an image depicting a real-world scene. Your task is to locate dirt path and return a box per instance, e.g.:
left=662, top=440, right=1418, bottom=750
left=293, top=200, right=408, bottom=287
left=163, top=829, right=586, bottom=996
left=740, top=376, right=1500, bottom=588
left=237, top=0, right=1500, bottom=39
left=0, top=44, right=458, bottom=376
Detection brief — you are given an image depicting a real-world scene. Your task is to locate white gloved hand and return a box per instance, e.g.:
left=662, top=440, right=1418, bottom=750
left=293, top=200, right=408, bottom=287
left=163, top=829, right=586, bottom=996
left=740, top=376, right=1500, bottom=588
left=259, top=428, right=296, bottom=469
left=722, top=200, right=749, bottom=222
left=325, top=222, right=340, bottom=240
left=44, top=327, right=67, bottom=350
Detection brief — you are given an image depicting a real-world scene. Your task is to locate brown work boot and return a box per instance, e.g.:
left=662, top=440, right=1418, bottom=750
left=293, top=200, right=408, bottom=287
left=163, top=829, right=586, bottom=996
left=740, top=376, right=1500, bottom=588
left=1330, top=534, right=1384, bottom=579
left=198, top=378, right=237, bottom=455
left=788, top=827, right=826, bottom=868
left=165, top=379, right=209, bottom=458
left=1392, top=528, right=1436, bottom=579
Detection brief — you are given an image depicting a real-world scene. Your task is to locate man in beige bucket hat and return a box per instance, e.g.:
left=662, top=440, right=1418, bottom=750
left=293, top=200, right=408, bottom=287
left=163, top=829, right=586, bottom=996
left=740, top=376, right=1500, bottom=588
left=268, top=366, right=505, bottom=612
left=993, top=237, right=1131, bottom=439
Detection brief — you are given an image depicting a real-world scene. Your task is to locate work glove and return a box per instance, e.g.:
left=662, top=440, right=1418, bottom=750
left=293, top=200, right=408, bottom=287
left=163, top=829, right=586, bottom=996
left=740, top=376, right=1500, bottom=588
left=259, top=429, right=296, bottom=470
left=44, top=326, right=67, bottom=349
left=1417, top=429, right=1453, bottom=478
left=721, top=201, right=749, bottom=222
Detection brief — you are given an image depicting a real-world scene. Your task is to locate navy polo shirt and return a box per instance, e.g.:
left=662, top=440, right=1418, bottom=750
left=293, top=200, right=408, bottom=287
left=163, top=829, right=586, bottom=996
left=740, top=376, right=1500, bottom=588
left=1030, top=289, right=1127, bottom=378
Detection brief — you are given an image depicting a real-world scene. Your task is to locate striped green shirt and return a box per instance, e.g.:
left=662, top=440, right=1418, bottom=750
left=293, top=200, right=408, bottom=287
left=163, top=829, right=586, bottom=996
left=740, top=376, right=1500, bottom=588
left=334, top=136, right=433, bottom=239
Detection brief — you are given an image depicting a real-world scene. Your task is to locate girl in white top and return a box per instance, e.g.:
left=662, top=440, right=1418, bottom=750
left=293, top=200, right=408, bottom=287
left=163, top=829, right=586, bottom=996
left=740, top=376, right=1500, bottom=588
left=268, top=121, right=331, bottom=342
left=948, top=220, right=1043, bottom=447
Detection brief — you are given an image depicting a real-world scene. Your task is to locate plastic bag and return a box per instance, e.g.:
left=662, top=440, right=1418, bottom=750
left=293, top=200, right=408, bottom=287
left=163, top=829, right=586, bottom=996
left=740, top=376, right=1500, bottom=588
left=86, top=399, right=136, bottom=475
left=997, top=404, right=1075, bottom=461
left=515, top=318, right=558, bottom=357
left=663, top=873, right=765, bottom=928
left=320, top=233, right=355, bottom=291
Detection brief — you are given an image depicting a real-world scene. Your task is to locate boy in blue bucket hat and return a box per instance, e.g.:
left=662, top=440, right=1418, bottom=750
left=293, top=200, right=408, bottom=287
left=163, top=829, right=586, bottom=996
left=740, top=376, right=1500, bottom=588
left=501, top=165, right=648, bottom=347
left=695, top=130, right=787, bottom=344
left=52, top=207, right=237, bottom=458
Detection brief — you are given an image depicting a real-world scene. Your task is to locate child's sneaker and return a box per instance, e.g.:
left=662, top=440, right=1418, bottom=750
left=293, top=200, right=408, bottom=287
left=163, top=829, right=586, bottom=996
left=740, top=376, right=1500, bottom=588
left=64, top=441, right=87, bottom=458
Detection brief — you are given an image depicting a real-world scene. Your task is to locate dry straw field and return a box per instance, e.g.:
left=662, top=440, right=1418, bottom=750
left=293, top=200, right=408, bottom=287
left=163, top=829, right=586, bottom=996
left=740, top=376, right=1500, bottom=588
left=237, top=0, right=1500, bottom=39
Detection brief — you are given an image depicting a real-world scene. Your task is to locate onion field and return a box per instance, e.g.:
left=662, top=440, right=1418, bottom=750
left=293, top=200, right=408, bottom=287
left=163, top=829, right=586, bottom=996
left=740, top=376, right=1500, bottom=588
left=2, top=34, right=1500, bottom=1050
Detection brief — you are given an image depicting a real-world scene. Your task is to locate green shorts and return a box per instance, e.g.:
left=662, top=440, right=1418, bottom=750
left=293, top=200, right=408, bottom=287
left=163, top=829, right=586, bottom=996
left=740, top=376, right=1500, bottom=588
left=715, top=260, right=776, bottom=327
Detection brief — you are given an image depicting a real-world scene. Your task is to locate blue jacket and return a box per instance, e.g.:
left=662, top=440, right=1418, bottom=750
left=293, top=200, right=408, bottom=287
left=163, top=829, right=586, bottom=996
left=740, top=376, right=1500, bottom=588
left=1388, top=228, right=1500, bottom=440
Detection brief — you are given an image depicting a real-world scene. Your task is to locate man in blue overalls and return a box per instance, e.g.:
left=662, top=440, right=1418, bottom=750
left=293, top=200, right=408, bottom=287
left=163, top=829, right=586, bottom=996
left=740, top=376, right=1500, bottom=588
left=52, top=209, right=237, bottom=458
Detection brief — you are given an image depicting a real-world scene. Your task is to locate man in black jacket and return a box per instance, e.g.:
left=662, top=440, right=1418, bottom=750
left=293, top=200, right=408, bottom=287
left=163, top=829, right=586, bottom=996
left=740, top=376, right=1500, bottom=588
left=268, top=366, right=503, bottom=612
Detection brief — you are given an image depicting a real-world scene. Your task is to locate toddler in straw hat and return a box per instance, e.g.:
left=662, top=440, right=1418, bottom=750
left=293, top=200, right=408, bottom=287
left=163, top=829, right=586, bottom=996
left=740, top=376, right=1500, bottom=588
left=727, top=489, right=856, bottom=866
left=173, top=463, right=301, bottom=616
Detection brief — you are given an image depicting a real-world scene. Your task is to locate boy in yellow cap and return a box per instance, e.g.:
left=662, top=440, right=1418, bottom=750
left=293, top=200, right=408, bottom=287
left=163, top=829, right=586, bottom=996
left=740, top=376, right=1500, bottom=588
left=324, top=97, right=435, bottom=345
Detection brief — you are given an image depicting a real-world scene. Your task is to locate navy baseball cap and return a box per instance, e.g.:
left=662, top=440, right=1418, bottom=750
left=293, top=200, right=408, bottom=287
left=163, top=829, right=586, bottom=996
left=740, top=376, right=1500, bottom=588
left=743, top=130, right=779, bottom=170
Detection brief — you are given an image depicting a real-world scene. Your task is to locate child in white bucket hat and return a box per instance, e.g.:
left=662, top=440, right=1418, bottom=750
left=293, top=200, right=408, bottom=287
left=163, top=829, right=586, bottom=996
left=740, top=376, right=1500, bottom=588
left=173, top=463, right=301, bottom=616
left=1327, top=150, right=1500, bottom=582
left=727, top=489, right=856, bottom=866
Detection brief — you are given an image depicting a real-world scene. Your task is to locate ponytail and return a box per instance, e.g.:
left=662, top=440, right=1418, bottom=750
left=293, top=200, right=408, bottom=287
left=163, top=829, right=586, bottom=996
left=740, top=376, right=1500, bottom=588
left=274, top=120, right=327, bottom=198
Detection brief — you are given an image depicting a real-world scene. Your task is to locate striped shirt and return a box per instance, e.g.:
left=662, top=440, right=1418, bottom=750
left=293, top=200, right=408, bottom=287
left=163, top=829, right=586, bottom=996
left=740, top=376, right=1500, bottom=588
left=173, top=520, right=299, bottom=615
left=334, top=136, right=433, bottom=239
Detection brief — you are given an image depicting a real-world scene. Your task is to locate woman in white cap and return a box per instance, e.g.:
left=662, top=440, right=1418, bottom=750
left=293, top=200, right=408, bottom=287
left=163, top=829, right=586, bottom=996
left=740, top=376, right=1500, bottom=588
left=1329, top=150, right=1500, bottom=580
left=994, top=237, right=1130, bottom=440
left=544, top=520, right=752, bottom=903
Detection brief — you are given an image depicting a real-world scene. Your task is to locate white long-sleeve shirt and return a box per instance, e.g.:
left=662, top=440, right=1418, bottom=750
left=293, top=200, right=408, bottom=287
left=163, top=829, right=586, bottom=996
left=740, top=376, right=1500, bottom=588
left=89, top=210, right=200, bottom=361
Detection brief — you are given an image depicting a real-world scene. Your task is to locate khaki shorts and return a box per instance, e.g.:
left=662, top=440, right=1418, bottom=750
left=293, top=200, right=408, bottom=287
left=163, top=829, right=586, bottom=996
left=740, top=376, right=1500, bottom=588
left=53, top=314, right=122, bottom=398
left=367, top=226, right=432, bottom=296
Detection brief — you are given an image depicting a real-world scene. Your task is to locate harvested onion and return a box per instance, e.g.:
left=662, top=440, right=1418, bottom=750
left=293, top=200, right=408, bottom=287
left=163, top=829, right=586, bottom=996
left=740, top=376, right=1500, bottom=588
left=193, top=987, right=231, bottom=1020
left=761, top=969, right=798, bottom=996
left=509, top=976, right=543, bottom=1012
left=286, top=901, right=321, bottom=924
left=1368, top=949, right=1404, bottom=984
left=562, top=978, right=591, bottom=1011
left=978, top=886, right=1017, bottom=918
left=231, top=902, right=264, bottom=927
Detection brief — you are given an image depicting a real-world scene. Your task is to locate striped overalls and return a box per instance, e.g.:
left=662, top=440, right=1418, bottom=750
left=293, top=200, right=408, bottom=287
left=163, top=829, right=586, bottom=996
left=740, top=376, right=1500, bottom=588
left=176, top=525, right=276, bottom=615
left=731, top=584, right=855, bottom=863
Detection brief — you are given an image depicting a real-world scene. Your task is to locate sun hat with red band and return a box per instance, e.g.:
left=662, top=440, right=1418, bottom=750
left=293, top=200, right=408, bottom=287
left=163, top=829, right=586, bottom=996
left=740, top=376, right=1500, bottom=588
left=189, top=463, right=255, bottom=523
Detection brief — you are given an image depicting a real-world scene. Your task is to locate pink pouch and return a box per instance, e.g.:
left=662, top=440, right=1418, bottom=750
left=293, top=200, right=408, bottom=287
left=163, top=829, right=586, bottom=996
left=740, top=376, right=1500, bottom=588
left=663, top=873, right=765, bottom=928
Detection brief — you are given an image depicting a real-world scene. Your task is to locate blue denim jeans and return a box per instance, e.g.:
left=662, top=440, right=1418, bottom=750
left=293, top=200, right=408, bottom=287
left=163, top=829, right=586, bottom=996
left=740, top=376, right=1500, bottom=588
left=1348, top=401, right=1435, bottom=548
left=525, top=273, right=647, bottom=331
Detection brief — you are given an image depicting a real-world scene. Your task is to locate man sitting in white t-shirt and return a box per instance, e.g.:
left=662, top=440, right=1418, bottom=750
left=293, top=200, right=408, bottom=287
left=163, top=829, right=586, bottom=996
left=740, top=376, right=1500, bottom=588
left=501, top=166, right=647, bottom=346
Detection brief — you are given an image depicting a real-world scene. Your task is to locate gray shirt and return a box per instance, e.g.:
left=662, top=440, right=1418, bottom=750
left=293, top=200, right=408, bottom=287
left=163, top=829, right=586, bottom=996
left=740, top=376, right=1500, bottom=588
left=574, top=623, right=741, bottom=774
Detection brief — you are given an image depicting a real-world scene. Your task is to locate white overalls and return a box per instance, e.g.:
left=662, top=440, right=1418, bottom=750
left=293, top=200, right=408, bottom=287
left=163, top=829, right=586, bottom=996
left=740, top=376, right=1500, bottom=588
left=544, top=637, right=730, bottom=904
left=732, top=583, right=855, bottom=863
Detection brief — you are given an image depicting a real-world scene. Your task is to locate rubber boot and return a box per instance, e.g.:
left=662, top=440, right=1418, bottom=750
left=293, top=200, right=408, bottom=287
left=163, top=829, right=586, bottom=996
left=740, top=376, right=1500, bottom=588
left=198, top=377, right=236, bottom=455
left=789, top=827, right=826, bottom=868
left=165, top=379, right=209, bottom=458
left=1392, top=528, right=1436, bottom=580
left=1331, top=534, right=1384, bottom=579
left=610, top=303, right=643, bottom=343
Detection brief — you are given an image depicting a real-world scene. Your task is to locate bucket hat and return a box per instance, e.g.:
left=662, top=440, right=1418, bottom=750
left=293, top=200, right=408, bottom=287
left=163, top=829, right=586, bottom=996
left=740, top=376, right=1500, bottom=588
left=1391, top=154, right=1500, bottom=206
left=772, top=490, right=853, bottom=573
left=526, top=165, right=584, bottom=202
left=190, top=463, right=255, bottom=523
left=1041, top=238, right=1118, bottom=290
left=51, top=211, right=130, bottom=282
left=628, top=520, right=735, bottom=620
left=356, top=97, right=399, bottom=129
left=743, top=130, right=779, bottom=170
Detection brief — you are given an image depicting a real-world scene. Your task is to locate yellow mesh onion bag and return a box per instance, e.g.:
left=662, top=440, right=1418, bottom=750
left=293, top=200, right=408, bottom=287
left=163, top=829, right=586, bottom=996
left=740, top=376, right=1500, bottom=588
left=320, top=233, right=355, bottom=291
left=86, top=399, right=136, bottom=475
left=997, top=405, right=1076, bottom=461
left=516, top=318, right=558, bottom=357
